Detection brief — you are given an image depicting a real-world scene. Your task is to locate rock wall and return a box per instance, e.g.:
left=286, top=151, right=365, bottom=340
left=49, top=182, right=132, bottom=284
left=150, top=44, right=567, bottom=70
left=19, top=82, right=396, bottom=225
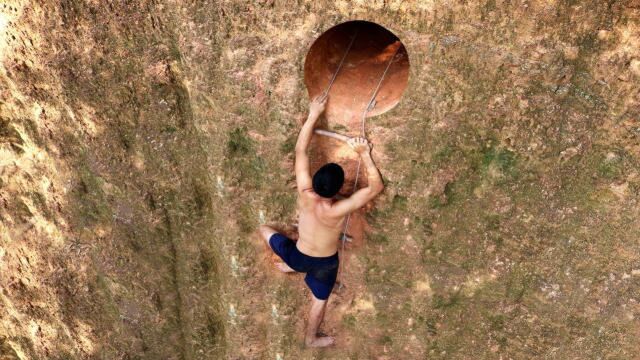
left=1, top=0, right=639, bottom=359
left=1, top=1, right=224, bottom=358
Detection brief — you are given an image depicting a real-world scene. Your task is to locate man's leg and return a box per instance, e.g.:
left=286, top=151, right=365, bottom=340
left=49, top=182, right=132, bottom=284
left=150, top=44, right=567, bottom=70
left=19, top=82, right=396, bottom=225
left=305, top=295, right=335, bottom=347
left=258, top=225, right=294, bottom=273
left=258, top=224, right=277, bottom=244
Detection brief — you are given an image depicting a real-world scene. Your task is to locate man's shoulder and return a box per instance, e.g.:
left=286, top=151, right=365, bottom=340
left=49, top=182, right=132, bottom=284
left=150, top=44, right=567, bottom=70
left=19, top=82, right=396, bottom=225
left=318, top=200, right=347, bottom=220
left=297, top=189, right=317, bottom=207
left=298, top=188, right=315, bottom=200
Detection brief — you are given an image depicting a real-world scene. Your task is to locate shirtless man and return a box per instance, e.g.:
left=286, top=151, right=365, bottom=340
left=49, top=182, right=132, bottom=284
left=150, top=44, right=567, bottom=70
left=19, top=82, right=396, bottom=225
left=258, top=95, right=384, bottom=347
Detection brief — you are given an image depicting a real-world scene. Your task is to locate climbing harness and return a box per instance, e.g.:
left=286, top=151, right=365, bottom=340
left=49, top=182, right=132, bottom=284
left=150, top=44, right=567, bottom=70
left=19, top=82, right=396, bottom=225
left=317, top=27, right=401, bottom=290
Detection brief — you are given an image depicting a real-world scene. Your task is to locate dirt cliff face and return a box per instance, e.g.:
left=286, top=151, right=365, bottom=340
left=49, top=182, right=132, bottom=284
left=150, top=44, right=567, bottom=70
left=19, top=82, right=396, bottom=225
left=1, top=1, right=639, bottom=359
left=0, top=1, right=224, bottom=358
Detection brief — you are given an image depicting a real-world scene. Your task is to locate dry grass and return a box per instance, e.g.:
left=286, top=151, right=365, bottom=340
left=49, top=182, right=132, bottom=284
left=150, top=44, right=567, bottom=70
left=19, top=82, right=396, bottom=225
left=1, top=0, right=639, bottom=359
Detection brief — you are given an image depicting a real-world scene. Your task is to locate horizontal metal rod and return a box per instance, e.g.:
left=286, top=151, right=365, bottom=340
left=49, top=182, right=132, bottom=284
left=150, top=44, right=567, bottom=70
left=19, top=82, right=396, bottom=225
left=314, top=129, right=351, bottom=142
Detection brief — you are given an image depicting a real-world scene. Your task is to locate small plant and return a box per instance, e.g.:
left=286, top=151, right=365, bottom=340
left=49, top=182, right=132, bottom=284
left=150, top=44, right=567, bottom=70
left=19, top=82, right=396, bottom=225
left=226, top=127, right=254, bottom=156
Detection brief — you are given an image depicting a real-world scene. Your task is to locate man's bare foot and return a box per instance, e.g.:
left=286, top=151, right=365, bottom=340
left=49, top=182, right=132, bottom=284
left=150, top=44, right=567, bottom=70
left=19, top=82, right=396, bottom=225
left=275, top=262, right=294, bottom=273
left=305, top=335, right=335, bottom=348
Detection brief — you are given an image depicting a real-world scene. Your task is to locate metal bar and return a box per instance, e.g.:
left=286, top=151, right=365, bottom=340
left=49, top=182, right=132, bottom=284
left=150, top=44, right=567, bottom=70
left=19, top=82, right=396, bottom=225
left=314, top=129, right=351, bottom=142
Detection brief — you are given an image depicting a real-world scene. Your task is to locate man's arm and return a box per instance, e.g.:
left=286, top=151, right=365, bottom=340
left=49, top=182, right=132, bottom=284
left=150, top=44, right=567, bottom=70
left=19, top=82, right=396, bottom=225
left=327, top=137, right=384, bottom=217
left=295, top=95, right=327, bottom=192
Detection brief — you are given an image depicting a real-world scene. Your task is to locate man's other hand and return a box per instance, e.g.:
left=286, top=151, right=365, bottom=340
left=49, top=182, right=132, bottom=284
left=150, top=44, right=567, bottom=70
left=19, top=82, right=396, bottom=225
left=309, top=94, right=328, bottom=118
left=347, top=137, right=370, bottom=154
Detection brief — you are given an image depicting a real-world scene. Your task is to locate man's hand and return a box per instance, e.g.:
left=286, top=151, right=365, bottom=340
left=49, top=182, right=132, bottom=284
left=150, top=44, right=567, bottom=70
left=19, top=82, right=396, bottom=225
left=326, top=136, right=383, bottom=218
left=347, top=137, right=371, bottom=154
left=308, top=94, right=328, bottom=119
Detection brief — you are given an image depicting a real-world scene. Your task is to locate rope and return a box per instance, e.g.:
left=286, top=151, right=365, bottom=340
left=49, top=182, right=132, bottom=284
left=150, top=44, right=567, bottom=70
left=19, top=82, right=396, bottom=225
left=314, top=26, right=400, bottom=290
left=322, top=28, right=359, bottom=98
left=336, top=45, right=400, bottom=290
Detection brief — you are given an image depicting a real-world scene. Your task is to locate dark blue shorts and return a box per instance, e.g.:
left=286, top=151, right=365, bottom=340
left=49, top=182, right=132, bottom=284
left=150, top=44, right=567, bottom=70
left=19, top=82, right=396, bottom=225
left=269, top=233, right=339, bottom=300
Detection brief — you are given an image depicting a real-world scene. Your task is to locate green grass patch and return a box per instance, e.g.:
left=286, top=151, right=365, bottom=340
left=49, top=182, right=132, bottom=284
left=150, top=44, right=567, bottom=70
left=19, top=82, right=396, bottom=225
left=264, top=191, right=295, bottom=222
left=331, top=123, right=348, bottom=132
left=432, top=289, right=463, bottom=309
left=432, top=145, right=454, bottom=165
left=72, top=162, right=111, bottom=226
left=484, top=214, right=501, bottom=231
left=342, top=314, right=356, bottom=328
left=391, top=194, right=408, bottom=211
left=369, top=232, right=389, bottom=245
left=428, top=183, right=453, bottom=209
left=236, top=203, right=257, bottom=235
left=378, top=334, right=393, bottom=346
left=226, top=127, right=254, bottom=156
left=597, top=156, right=623, bottom=179
left=225, top=127, right=265, bottom=188
left=482, top=147, right=516, bottom=176
left=505, top=267, right=534, bottom=302
left=279, top=136, right=296, bottom=154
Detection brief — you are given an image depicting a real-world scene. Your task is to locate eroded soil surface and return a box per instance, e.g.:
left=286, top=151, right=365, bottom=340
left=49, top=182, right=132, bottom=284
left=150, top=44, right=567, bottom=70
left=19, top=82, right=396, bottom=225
left=1, top=1, right=639, bottom=359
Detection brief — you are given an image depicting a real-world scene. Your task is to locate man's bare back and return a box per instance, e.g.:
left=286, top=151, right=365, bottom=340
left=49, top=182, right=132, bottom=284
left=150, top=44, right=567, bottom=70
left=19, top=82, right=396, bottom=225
left=295, top=190, right=345, bottom=257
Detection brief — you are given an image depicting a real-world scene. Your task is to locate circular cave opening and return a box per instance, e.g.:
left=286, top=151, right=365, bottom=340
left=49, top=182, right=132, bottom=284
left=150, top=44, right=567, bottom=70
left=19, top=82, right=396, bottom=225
left=304, top=20, right=410, bottom=126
